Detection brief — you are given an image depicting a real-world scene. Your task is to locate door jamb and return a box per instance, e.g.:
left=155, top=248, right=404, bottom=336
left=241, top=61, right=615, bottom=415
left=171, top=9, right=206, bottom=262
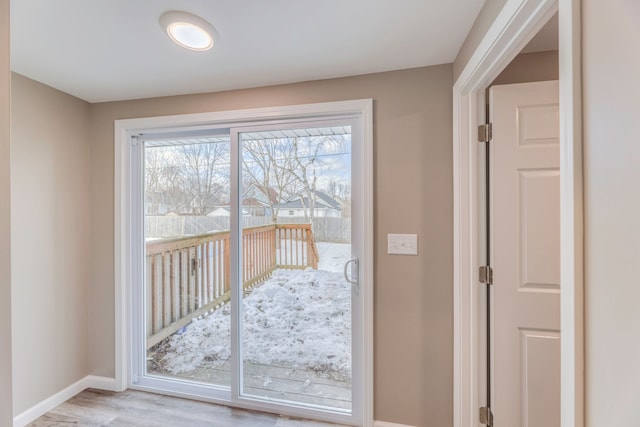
left=452, top=0, right=583, bottom=426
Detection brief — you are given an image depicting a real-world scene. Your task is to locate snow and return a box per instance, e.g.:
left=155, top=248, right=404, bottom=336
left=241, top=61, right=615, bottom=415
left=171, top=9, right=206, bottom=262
left=315, top=241, right=352, bottom=272
left=157, top=243, right=352, bottom=381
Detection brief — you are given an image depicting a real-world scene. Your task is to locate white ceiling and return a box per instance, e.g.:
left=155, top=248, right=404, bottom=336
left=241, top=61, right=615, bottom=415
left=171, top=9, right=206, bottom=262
left=10, top=1, right=486, bottom=103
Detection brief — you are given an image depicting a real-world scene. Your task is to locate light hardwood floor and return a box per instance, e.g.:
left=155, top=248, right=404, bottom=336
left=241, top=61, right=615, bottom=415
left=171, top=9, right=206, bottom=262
left=28, top=389, right=349, bottom=426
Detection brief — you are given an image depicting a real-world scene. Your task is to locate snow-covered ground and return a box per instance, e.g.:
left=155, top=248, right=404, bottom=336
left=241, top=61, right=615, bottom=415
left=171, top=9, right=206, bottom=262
left=315, top=241, right=352, bottom=272
left=155, top=242, right=352, bottom=381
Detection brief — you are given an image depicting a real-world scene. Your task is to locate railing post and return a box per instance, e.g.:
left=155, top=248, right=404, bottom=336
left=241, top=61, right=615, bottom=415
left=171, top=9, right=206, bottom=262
left=271, top=225, right=277, bottom=270
left=224, top=237, right=231, bottom=293
left=307, top=225, right=318, bottom=269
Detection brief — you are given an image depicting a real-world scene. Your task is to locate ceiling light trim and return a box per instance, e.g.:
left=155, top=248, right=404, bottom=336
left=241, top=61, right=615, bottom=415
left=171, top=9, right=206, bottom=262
left=159, top=11, right=218, bottom=52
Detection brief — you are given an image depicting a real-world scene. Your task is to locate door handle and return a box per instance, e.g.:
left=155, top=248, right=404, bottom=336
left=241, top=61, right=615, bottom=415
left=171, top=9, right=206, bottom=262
left=344, top=258, right=359, bottom=293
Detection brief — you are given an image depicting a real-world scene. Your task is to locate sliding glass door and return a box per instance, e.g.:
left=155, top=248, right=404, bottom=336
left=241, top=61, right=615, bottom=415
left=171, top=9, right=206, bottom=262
left=128, top=111, right=368, bottom=425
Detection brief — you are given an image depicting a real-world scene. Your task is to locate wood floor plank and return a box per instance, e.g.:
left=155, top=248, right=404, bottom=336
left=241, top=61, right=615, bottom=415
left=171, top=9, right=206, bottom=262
left=27, top=389, right=349, bottom=427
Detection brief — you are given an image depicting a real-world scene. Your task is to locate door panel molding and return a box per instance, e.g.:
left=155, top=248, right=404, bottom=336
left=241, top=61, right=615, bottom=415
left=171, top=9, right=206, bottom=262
left=518, top=168, right=560, bottom=291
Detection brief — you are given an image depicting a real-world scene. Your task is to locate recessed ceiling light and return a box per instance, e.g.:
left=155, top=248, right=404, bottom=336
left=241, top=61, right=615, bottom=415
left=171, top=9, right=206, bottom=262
left=159, top=11, right=218, bottom=52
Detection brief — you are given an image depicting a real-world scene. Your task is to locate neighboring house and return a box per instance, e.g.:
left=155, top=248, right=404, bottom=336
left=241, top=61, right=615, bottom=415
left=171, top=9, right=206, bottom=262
left=206, top=207, right=250, bottom=216
left=191, top=193, right=227, bottom=216
left=276, top=190, right=342, bottom=219
left=209, top=190, right=341, bottom=219
left=207, top=207, right=231, bottom=216
left=242, top=198, right=270, bottom=217
left=242, top=184, right=279, bottom=217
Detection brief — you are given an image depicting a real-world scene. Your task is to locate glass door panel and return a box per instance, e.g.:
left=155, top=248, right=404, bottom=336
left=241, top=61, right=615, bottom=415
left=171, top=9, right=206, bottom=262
left=143, top=135, right=232, bottom=388
left=239, top=125, right=353, bottom=411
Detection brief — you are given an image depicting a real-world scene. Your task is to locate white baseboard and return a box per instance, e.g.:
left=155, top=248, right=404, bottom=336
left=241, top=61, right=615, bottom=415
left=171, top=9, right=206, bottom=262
left=373, top=421, right=416, bottom=427
left=13, top=375, right=117, bottom=427
left=85, top=375, right=118, bottom=391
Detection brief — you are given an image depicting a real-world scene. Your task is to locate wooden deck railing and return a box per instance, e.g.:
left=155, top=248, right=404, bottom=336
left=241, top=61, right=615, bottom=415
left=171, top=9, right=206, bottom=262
left=145, top=223, right=319, bottom=349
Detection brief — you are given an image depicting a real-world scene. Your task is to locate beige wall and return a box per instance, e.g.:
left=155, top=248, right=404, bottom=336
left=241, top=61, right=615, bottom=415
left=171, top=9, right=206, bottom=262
left=583, top=1, right=640, bottom=425
left=492, top=50, right=558, bottom=86
left=453, top=0, right=508, bottom=81
left=88, top=65, right=454, bottom=426
left=0, top=0, right=13, bottom=424
left=10, top=74, right=91, bottom=415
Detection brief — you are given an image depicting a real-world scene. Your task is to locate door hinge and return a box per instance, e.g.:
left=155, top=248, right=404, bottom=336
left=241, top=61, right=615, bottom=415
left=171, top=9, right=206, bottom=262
left=479, top=406, right=494, bottom=426
left=479, top=266, right=493, bottom=285
left=478, top=123, right=492, bottom=143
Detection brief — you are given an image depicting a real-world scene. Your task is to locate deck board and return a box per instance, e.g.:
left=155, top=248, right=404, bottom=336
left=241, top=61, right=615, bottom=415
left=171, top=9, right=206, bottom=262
left=148, top=360, right=352, bottom=411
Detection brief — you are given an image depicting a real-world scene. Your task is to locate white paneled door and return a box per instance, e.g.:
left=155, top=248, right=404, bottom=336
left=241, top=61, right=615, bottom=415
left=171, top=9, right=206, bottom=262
left=490, top=81, right=560, bottom=427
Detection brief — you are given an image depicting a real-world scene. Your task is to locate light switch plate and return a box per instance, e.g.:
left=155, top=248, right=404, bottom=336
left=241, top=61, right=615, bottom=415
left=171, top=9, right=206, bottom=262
left=387, top=233, right=418, bottom=255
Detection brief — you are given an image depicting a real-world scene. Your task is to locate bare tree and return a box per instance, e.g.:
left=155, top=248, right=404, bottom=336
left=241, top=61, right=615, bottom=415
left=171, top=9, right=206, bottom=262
left=286, top=135, right=346, bottom=222
left=144, top=141, right=230, bottom=215
left=144, top=149, right=164, bottom=213
left=327, top=179, right=351, bottom=218
left=174, top=142, right=230, bottom=215
left=242, top=138, right=299, bottom=222
left=144, top=133, right=349, bottom=223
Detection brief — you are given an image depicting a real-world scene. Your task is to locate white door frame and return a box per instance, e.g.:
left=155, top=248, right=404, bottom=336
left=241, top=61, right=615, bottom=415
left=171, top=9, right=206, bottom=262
left=113, top=99, right=374, bottom=426
left=452, top=0, right=583, bottom=426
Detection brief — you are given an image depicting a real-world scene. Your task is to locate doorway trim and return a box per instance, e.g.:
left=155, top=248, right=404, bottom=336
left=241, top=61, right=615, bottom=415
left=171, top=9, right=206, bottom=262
left=452, top=0, right=583, bottom=426
left=114, top=99, right=374, bottom=426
